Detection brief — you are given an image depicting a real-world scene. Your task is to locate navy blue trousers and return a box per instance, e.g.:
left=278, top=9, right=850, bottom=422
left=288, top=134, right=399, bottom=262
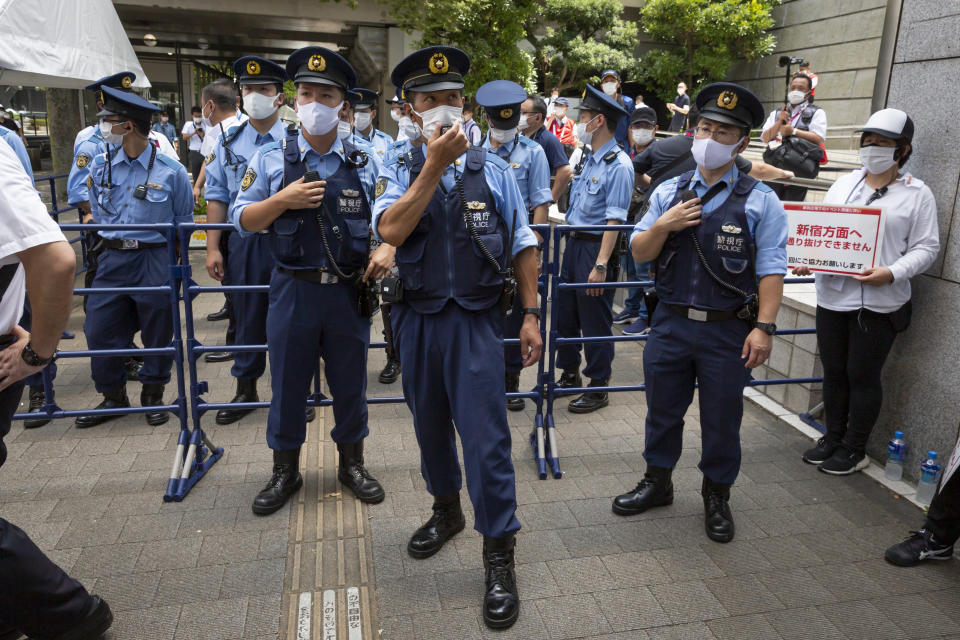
left=556, top=237, right=616, bottom=381
left=392, top=302, right=520, bottom=538
left=84, top=247, right=173, bottom=392
left=265, top=271, right=369, bottom=450
left=227, top=233, right=273, bottom=380
left=502, top=286, right=525, bottom=375
left=642, top=304, right=752, bottom=484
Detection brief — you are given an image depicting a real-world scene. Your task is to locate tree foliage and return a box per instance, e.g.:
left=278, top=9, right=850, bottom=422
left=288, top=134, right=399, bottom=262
left=638, top=0, right=780, bottom=99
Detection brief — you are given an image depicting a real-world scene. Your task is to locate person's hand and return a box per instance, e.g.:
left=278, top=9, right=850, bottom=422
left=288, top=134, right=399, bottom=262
left=791, top=265, right=813, bottom=276
left=780, top=169, right=795, bottom=181
left=81, top=212, right=93, bottom=224
left=778, top=106, right=790, bottom=125
left=666, top=103, right=675, bottom=112
left=206, top=248, right=225, bottom=281
left=854, top=266, right=893, bottom=286
left=586, top=266, right=606, bottom=296
left=519, top=315, right=542, bottom=367
left=193, top=185, right=202, bottom=205
left=654, top=197, right=702, bottom=233
left=780, top=124, right=794, bottom=137
left=0, top=326, right=44, bottom=391
left=741, top=328, right=772, bottom=368
left=279, top=176, right=326, bottom=210
left=363, top=243, right=396, bottom=282
left=426, top=121, right=469, bottom=168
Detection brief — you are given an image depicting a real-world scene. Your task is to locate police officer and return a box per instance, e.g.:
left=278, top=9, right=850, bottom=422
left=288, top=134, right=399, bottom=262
left=599, top=70, right=634, bottom=149
left=151, top=111, right=177, bottom=146
left=475, top=80, right=551, bottom=412
left=75, top=87, right=194, bottom=429
left=613, top=83, right=787, bottom=543
left=231, top=46, right=385, bottom=514
left=555, top=84, right=633, bottom=413
left=374, top=46, right=542, bottom=630
left=352, top=88, right=394, bottom=158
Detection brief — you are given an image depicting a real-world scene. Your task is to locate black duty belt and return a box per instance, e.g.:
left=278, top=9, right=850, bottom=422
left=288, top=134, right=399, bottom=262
left=278, top=267, right=346, bottom=285
left=667, top=304, right=739, bottom=322
left=569, top=231, right=603, bottom=242
left=102, top=238, right=167, bottom=250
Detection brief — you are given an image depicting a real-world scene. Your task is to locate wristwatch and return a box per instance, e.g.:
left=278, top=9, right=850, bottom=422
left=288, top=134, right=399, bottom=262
left=21, top=341, right=53, bottom=367
left=755, top=321, right=777, bottom=335
left=522, top=308, right=541, bottom=319
left=594, top=263, right=607, bottom=273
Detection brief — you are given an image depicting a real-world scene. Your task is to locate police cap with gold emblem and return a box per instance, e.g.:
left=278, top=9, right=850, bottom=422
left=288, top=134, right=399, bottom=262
left=352, top=88, right=379, bottom=110
left=345, top=90, right=363, bottom=107
left=391, top=46, right=470, bottom=95
left=84, top=72, right=136, bottom=92
left=233, top=56, right=287, bottom=86
left=474, top=80, right=527, bottom=129
left=695, top=82, right=764, bottom=129
left=579, top=83, right=628, bottom=121
left=286, top=46, right=357, bottom=91
left=96, top=85, right=160, bottom=121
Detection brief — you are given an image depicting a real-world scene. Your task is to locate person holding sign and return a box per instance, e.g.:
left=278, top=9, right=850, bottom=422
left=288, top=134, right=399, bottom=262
left=794, top=109, right=940, bottom=475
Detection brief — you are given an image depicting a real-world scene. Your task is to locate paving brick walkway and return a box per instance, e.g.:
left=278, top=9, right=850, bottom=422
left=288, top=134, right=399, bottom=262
left=2, top=253, right=958, bottom=640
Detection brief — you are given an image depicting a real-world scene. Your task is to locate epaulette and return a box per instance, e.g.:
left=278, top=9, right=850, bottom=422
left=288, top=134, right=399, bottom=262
left=517, top=135, right=538, bottom=149
left=484, top=152, right=509, bottom=171
left=753, top=180, right=773, bottom=193
left=156, top=153, right=183, bottom=171
left=259, top=140, right=283, bottom=154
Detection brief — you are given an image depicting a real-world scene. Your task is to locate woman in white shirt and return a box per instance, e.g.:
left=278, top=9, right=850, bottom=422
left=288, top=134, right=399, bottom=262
left=793, top=108, right=940, bottom=475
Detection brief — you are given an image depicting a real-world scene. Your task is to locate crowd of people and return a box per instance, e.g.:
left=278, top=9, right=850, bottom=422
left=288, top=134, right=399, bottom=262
left=0, top=47, right=953, bottom=639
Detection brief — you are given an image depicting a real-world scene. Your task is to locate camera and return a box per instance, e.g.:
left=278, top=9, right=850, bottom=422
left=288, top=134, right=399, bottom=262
left=778, top=56, right=805, bottom=68
left=132, top=184, right=148, bottom=200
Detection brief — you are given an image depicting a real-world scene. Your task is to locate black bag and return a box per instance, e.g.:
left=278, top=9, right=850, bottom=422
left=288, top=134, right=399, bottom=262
left=888, top=299, right=913, bottom=333
left=763, top=136, right=824, bottom=179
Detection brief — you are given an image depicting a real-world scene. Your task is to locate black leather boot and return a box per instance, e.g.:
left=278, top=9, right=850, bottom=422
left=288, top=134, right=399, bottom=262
left=75, top=387, right=129, bottom=429
left=482, top=535, right=520, bottom=629
left=702, top=476, right=735, bottom=543
left=124, top=357, right=142, bottom=381
left=407, top=494, right=466, bottom=559
left=557, top=370, right=582, bottom=388
left=378, top=359, right=401, bottom=384
left=215, top=377, right=258, bottom=425
left=50, top=595, right=114, bottom=640
left=505, top=371, right=524, bottom=412
left=206, top=305, right=230, bottom=321
left=252, top=448, right=303, bottom=515
left=612, top=466, right=674, bottom=515
left=337, top=440, right=385, bottom=504
left=24, top=385, right=50, bottom=429
left=204, top=350, right=234, bottom=363
left=140, top=384, right=169, bottom=426
left=567, top=378, right=609, bottom=414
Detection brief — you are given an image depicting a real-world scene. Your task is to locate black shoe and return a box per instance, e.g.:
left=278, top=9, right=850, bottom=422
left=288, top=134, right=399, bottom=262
left=140, top=384, right=169, bottom=426
left=612, top=467, right=674, bottom=515
left=802, top=435, right=840, bottom=465
left=124, top=357, right=142, bottom=382
left=884, top=529, right=955, bottom=567
left=703, top=477, right=735, bottom=543
left=206, top=306, right=230, bottom=322
left=505, top=371, right=525, bottom=412
left=337, top=440, right=385, bottom=504
left=23, top=386, right=50, bottom=429
left=378, top=359, right=401, bottom=384
left=216, top=378, right=258, bottom=425
left=556, top=370, right=582, bottom=389
left=74, top=388, right=129, bottom=429
left=252, top=448, right=303, bottom=515
left=568, top=378, right=609, bottom=414
left=407, top=494, right=466, bottom=559
left=51, top=595, right=113, bottom=640
left=482, top=535, right=519, bottom=629
left=818, top=446, right=869, bottom=475
left=204, top=350, right=234, bottom=363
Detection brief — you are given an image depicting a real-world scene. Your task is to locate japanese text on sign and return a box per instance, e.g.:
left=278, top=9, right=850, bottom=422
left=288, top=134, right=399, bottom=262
left=784, top=202, right=885, bottom=276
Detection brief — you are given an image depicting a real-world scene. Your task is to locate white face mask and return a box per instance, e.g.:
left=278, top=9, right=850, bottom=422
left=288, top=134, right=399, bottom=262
left=631, top=128, right=654, bottom=146
left=193, top=116, right=202, bottom=126
left=574, top=115, right=599, bottom=146
left=243, top=91, right=279, bottom=120
left=691, top=135, right=744, bottom=170
left=602, top=82, right=617, bottom=96
left=859, top=145, right=898, bottom=174
left=99, top=119, right=125, bottom=145
left=552, top=106, right=566, bottom=118
left=787, top=90, right=807, bottom=106
left=518, top=115, right=529, bottom=131
left=489, top=126, right=517, bottom=144
left=390, top=109, right=403, bottom=123
left=413, top=105, right=462, bottom=139
left=160, top=116, right=169, bottom=124
left=398, top=115, right=421, bottom=140
left=677, top=87, right=686, bottom=95
left=337, top=119, right=353, bottom=139
left=297, top=100, right=343, bottom=135
left=201, top=102, right=216, bottom=129
left=354, top=111, right=373, bottom=131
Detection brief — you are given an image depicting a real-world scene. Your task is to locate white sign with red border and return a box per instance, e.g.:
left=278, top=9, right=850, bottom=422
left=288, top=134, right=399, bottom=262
left=784, top=202, right=885, bottom=276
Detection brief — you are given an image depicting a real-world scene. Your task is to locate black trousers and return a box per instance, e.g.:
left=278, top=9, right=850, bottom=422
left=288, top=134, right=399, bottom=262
left=381, top=302, right=398, bottom=362
left=927, top=467, right=960, bottom=545
left=188, top=150, right=204, bottom=181
left=220, top=230, right=236, bottom=346
left=0, top=382, right=93, bottom=637
left=816, top=306, right=897, bottom=454
left=770, top=182, right=809, bottom=204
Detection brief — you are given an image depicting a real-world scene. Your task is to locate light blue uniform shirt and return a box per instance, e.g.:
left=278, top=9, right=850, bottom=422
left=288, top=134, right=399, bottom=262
left=372, top=139, right=537, bottom=257
left=67, top=127, right=104, bottom=205
left=205, top=119, right=287, bottom=206
left=231, top=130, right=382, bottom=234
left=151, top=121, right=177, bottom=144
left=87, top=143, right=193, bottom=243
left=633, top=163, right=788, bottom=277
left=481, top=134, right=552, bottom=212
left=0, top=126, right=32, bottom=181
left=565, top=136, right=633, bottom=227
left=356, top=127, right=394, bottom=160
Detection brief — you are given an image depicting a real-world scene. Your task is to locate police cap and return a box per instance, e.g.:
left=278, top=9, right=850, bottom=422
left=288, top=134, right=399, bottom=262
left=391, top=46, right=470, bottom=96
left=475, top=80, right=527, bottom=128
left=233, top=56, right=286, bottom=86
left=579, top=84, right=627, bottom=121
left=286, top=46, right=356, bottom=91
left=345, top=89, right=363, bottom=107
left=84, top=72, right=136, bottom=92
left=353, top=88, right=379, bottom=110
left=96, top=85, right=160, bottom=121
left=630, top=105, right=657, bottom=126
left=695, top=82, right=765, bottom=129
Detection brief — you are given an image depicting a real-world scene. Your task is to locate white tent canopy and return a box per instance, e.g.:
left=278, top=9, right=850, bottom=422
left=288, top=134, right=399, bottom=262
left=0, top=0, right=149, bottom=89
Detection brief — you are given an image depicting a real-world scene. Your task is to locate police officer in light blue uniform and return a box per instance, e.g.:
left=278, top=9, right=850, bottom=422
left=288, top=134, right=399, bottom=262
left=151, top=111, right=177, bottom=145
left=475, top=80, right=552, bottom=412
left=555, top=83, right=633, bottom=413
left=205, top=55, right=290, bottom=425
left=231, top=46, right=385, bottom=515
left=76, top=86, right=193, bottom=429
left=0, top=125, right=32, bottom=182
left=374, top=46, right=542, bottom=630
left=614, top=83, right=787, bottom=544
left=351, top=88, right=394, bottom=158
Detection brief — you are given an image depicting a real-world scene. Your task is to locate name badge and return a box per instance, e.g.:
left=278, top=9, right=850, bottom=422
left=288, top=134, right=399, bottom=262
left=714, top=230, right=746, bottom=255
left=338, top=193, right=364, bottom=215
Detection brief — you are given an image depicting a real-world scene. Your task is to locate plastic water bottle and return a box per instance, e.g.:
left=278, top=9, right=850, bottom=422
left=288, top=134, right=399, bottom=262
left=885, top=431, right=907, bottom=481
left=916, top=451, right=940, bottom=506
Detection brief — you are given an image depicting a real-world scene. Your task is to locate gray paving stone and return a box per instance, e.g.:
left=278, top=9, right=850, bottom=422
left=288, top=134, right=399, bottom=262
left=242, top=593, right=282, bottom=638
left=645, top=622, right=718, bottom=640
left=119, top=512, right=184, bottom=543
left=197, top=531, right=262, bottom=566
left=556, top=523, right=622, bottom=557
left=220, top=558, right=285, bottom=598
left=378, top=615, right=415, bottom=640
left=757, top=568, right=835, bottom=609
left=764, top=606, right=847, bottom=640
left=871, top=592, right=960, bottom=637
left=134, top=537, right=202, bottom=572
left=433, top=568, right=483, bottom=611
left=514, top=529, right=570, bottom=563
left=515, top=561, right=563, bottom=600
left=651, top=580, right=729, bottom=624
left=94, top=570, right=162, bottom=612
left=546, top=555, right=614, bottom=595
left=376, top=575, right=442, bottom=618
left=594, top=586, right=672, bottom=631
left=605, top=519, right=672, bottom=552
left=107, top=604, right=182, bottom=640
left=653, top=546, right=725, bottom=582
left=708, top=613, right=784, bottom=640
left=515, top=501, right=580, bottom=530
left=174, top=597, right=248, bottom=640
left=705, top=574, right=785, bottom=616
left=55, top=515, right=126, bottom=549
left=599, top=551, right=671, bottom=588
left=411, top=607, right=483, bottom=640
left=153, top=564, right=226, bottom=607
left=257, top=528, right=288, bottom=559
left=818, top=599, right=907, bottom=640
left=73, top=542, right=144, bottom=578
left=535, top=593, right=612, bottom=639
left=753, top=535, right=824, bottom=570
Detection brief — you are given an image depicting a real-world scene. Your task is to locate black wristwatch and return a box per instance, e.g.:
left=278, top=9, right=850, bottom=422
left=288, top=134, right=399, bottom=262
left=755, top=321, right=777, bottom=335
left=522, top=308, right=541, bottom=319
left=21, top=341, right=53, bottom=367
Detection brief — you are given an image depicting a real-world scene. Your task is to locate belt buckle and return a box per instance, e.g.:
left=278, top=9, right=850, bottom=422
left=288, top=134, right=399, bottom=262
left=121, top=238, right=138, bottom=250
left=688, top=308, right=708, bottom=322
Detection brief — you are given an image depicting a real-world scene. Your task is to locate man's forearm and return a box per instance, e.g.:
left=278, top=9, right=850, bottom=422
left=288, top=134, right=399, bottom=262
left=514, top=247, right=538, bottom=308
left=631, top=225, right=669, bottom=263
left=597, top=222, right=620, bottom=264
left=551, top=165, right=573, bottom=203
left=239, top=192, right=290, bottom=232
left=19, top=241, right=76, bottom=357
left=761, top=125, right=779, bottom=143
left=205, top=200, right=228, bottom=248
left=793, top=129, right=824, bottom=146
left=531, top=204, right=548, bottom=243
left=757, top=274, right=784, bottom=323
left=378, top=160, right=445, bottom=246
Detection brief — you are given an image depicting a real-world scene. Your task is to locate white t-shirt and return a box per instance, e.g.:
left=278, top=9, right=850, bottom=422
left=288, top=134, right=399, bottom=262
left=0, top=138, right=66, bottom=335
left=201, top=113, right=246, bottom=157
left=762, top=102, right=827, bottom=142
left=182, top=121, right=204, bottom=152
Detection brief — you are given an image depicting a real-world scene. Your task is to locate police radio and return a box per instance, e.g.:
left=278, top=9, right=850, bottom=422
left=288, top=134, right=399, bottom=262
left=132, top=144, right=158, bottom=200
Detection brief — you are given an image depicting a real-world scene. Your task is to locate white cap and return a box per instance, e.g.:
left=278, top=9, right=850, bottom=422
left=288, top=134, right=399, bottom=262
left=857, top=108, right=913, bottom=141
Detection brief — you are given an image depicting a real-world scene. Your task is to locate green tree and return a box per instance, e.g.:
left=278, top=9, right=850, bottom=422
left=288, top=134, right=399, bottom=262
left=638, top=0, right=780, bottom=99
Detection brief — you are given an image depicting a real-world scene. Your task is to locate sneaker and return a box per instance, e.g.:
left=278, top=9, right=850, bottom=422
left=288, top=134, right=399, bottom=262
left=802, top=436, right=839, bottom=465
left=613, top=309, right=640, bottom=325
left=622, top=317, right=648, bottom=335
left=818, top=446, right=869, bottom=475
left=885, top=529, right=954, bottom=566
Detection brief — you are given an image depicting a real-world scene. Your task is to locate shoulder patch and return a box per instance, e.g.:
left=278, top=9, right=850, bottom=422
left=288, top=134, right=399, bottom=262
left=240, top=167, right=257, bottom=191
left=259, top=140, right=283, bottom=155
left=205, top=152, right=216, bottom=166
left=75, top=153, right=91, bottom=169
left=156, top=153, right=183, bottom=171
left=375, top=176, right=388, bottom=198
left=484, top=153, right=509, bottom=171
left=517, top=136, right=537, bottom=149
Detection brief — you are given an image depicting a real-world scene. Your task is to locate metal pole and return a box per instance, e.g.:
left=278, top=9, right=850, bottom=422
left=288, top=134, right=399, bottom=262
left=175, top=42, right=187, bottom=165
